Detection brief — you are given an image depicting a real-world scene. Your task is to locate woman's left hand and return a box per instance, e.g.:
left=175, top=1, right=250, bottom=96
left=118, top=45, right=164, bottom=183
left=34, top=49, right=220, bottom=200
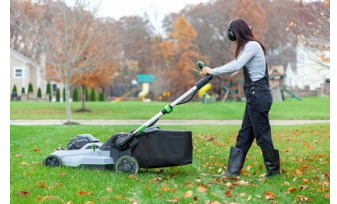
left=200, top=67, right=212, bottom=77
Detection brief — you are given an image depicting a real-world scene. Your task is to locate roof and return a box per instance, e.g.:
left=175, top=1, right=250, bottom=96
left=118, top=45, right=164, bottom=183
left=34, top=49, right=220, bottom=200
left=266, top=47, right=297, bottom=71
left=268, top=65, right=284, bottom=76
left=10, top=48, right=41, bottom=69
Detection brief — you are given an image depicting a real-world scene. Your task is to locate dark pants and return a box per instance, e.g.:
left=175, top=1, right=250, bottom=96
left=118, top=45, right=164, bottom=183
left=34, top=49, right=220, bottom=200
left=235, top=82, right=274, bottom=154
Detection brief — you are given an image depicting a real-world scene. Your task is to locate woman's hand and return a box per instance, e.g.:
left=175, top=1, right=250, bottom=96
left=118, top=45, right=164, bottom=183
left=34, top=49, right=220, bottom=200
left=199, top=67, right=212, bottom=77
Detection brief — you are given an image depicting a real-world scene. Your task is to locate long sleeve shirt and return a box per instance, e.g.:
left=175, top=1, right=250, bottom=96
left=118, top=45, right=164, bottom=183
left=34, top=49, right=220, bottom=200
left=211, top=41, right=266, bottom=82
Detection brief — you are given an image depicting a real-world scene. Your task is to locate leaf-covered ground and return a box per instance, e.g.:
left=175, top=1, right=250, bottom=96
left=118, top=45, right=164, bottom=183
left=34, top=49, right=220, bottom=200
left=10, top=124, right=330, bottom=203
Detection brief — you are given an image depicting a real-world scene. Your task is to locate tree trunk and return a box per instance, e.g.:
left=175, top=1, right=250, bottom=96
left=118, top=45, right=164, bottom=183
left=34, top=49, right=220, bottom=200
left=82, top=84, right=86, bottom=110
left=65, top=79, right=72, bottom=123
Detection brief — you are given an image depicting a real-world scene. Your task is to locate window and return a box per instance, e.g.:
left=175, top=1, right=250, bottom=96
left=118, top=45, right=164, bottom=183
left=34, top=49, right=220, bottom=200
left=14, top=67, right=23, bottom=78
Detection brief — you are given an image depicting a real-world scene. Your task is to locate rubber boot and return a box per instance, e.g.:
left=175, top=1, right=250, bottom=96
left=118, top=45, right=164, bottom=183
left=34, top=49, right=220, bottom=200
left=259, top=149, right=280, bottom=181
left=218, top=147, right=246, bottom=177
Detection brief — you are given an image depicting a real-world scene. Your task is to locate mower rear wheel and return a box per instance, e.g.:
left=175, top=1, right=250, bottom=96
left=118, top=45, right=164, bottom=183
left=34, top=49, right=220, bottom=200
left=44, top=155, right=62, bottom=167
left=115, top=156, right=139, bottom=174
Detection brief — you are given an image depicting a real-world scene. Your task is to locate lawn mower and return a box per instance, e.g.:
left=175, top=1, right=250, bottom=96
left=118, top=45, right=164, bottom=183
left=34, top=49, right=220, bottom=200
left=43, top=61, right=213, bottom=174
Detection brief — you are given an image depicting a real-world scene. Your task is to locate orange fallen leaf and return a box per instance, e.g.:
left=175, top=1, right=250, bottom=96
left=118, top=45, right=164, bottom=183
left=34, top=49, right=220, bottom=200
left=33, top=148, right=40, bottom=152
left=325, top=193, right=330, bottom=199
left=183, top=190, right=193, bottom=198
left=265, top=192, right=276, bottom=200
left=38, top=180, right=46, bottom=188
left=161, top=187, right=170, bottom=192
left=286, top=187, right=296, bottom=193
left=302, top=179, right=310, bottom=184
left=225, top=191, right=231, bottom=197
left=86, top=201, right=94, bottom=204
left=296, top=169, right=303, bottom=176
left=77, top=191, right=88, bottom=196
left=37, top=195, right=42, bottom=201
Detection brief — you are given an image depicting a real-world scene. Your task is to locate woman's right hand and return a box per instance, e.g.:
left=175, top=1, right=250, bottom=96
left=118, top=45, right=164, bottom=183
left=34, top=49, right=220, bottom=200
left=200, top=67, right=212, bottom=77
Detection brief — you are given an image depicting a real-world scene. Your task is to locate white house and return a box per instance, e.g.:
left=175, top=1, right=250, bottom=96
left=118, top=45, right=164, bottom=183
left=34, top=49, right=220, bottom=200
left=284, top=43, right=330, bottom=91
left=10, top=48, right=47, bottom=99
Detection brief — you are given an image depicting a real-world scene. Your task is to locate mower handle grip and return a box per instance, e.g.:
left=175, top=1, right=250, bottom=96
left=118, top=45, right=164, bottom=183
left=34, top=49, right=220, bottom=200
left=197, top=61, right=205, bottom=69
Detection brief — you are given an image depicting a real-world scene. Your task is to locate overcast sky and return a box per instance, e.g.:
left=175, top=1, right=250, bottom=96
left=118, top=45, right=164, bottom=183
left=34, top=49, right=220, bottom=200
left=93, top=0, right=210, bottom=19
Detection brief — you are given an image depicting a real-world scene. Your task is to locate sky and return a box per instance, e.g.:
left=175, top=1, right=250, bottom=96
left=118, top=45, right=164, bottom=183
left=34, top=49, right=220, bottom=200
left=90, top=0, right=210, bottom=34
left=93, top=0, right=210, bottom=19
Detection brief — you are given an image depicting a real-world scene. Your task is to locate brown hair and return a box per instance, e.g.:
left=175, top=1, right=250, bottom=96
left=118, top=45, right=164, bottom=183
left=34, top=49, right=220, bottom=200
left=229, top=19, right=266, bottom=58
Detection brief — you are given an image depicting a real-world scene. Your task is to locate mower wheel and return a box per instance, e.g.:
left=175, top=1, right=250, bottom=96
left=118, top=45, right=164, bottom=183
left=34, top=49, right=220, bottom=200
left=43, top=155, right=62, bottom=167
left=115, top=156, right=139, bottom=174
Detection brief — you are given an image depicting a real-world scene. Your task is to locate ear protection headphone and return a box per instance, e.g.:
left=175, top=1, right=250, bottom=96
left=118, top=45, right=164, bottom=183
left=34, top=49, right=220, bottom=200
left=227, top=20, right=236, bottom=41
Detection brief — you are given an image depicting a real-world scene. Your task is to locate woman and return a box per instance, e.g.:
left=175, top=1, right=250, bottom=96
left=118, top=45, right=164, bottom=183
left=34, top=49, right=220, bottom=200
left=200, top=18, right=280, bottom=179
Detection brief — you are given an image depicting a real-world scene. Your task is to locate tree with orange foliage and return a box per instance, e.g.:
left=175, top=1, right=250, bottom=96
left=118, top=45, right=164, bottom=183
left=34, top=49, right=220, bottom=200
left=160, top=17, right=207, bottom=98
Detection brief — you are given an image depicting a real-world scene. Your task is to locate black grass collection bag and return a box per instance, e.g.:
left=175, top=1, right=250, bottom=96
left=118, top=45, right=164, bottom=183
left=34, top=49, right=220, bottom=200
left=132, top=127, right=193, bottom=168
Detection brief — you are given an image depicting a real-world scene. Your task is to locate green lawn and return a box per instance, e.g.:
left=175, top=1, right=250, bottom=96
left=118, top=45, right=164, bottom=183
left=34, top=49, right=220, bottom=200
left=10, top=96, right=330, bottom=120
left=10, top=124, right=330, bottom=203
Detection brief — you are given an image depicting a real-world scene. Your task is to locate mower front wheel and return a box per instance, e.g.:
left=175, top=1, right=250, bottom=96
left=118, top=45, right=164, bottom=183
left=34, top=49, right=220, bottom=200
left=115, top=156, right=139, bottom=174
left=43, top=155, right=62, bottom=167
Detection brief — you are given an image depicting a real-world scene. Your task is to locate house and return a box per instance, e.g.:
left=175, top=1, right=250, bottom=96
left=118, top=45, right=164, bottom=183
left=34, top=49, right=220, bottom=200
left=10, top=48, right=46, bottom=100
left=284, top=44, right=330, bottom=92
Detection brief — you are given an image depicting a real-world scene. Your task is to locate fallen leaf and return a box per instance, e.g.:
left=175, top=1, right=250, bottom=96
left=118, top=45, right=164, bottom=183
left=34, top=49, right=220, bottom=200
left=265, top=192, right=276, bottom=200
left=185, top=182, right=194, bottom=188
left=325, top=193, right=330, bottom=199
left=286, top=187, right=296, bottom=193
left=86, top=201, right=94, bottom=204
left=197, top=185, right=208, bottom=193
left=225, top=191, right=231, bottom=197
left=296, top=169, right=303, bottom=176
left=299, top=185, right=307, bottom=191
left=129, top=174, right=136, bottom=179
left=247, top=195, right=252, bottom=201
left=161, top=187, right=170, bottom=192
left=37, top=180, right=46, bottom=188
left=302, top=179, right=310, bottom=184
left=183, top=190, right=193, bottom=198
left=37, top=195, right=42, bottom=201
left=115, top=195, right=123, bottom=200
left=240, top=193, right=246, bottom=197
left=209, top=201, right=220, bottom=204
left=17, top=190, right=29, bottom=197
left=20, top=162, right=29, bottom=166
left=60, top=172, right=66, bottom=177
left=16, top=154, right=22, bottom=157
left=209, top=156, right=215, bottom=160
left=77, top=191, right=88, bottom=196
left=33, top=148, right=40, bottom=152
left=295, top=195, right=311, bottom=202
left=66, top=202, right=72, bottom=204
left=106, top=188, right=113, bottom=193
left=284, top=182, right=290, bottom=186
left=234, top=180, right=250, bottom=186
left=293, top=177, right=298, bottom=182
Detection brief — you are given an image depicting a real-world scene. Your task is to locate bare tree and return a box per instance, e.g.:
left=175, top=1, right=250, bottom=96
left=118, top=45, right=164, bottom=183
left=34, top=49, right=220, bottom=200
left=34, top=0, right=125, bottom=123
